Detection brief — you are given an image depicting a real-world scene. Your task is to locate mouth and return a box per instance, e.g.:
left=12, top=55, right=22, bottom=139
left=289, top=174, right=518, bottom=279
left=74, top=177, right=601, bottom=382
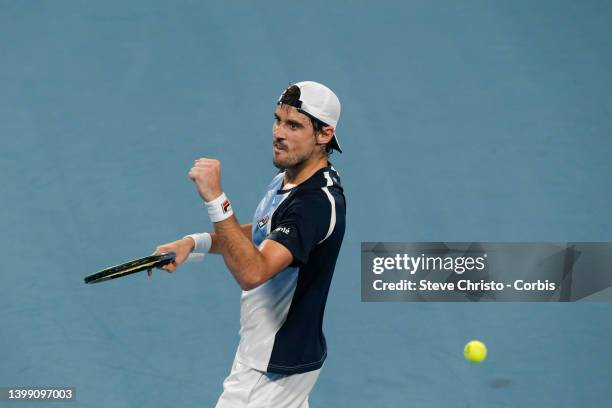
left=273, top=143, right=287, bottom=152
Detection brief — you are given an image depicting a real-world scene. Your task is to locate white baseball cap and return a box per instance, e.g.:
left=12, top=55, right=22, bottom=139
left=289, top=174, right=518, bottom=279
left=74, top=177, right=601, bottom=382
left=278, top=81, right=342, bottom=153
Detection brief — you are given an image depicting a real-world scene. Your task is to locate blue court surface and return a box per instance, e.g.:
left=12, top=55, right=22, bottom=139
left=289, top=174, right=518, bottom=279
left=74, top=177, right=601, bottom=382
left=1, top=1, right=611, bottom=407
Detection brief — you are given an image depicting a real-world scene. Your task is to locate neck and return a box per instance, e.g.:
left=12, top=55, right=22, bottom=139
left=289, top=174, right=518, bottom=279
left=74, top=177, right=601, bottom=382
left=284, top=155, right=328, bottom=185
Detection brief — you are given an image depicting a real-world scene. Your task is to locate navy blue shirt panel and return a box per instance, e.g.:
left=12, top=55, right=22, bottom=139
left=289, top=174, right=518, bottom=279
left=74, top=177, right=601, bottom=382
left=265, top=167, right=346, bottom=374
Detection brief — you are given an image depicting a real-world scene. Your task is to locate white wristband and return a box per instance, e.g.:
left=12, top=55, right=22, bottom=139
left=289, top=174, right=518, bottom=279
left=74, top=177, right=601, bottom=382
left=205, top=192, right=234, bottom=223
left=184, top=232, right=212, bottom=253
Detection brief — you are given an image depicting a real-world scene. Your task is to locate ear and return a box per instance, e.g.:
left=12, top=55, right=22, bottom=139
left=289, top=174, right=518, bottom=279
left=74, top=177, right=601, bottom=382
left=316, top=126, right=335, bottom=145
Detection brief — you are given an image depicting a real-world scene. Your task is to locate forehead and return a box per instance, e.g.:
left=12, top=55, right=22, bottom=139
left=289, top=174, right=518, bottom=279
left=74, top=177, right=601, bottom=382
left=274, top=104, right=311, bottom=125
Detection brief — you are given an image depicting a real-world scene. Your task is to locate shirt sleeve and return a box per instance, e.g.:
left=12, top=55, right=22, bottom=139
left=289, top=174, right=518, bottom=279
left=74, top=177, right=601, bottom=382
left=266, top=190, right=332, bottom=266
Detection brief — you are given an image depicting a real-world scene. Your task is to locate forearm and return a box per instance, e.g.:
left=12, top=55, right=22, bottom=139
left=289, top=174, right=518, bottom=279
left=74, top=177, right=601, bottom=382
left=213, top=217, right=267, bottom=290
left=209, top=223, right=252, bottom=254
left=184, top=224, right=251, bottom=254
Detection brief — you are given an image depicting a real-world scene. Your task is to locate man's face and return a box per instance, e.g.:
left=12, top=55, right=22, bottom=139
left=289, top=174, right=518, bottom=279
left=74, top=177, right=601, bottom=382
left=272, top=105, right=318, bottom=170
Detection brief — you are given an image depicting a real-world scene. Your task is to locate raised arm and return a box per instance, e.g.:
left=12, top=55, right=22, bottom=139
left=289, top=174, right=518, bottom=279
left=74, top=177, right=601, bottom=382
left=188, top=158, right=294, bottom=290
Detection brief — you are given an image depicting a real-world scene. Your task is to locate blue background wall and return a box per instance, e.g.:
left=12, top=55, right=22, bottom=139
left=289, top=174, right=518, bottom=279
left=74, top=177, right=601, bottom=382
left=1, top=1, right=611, bottom=406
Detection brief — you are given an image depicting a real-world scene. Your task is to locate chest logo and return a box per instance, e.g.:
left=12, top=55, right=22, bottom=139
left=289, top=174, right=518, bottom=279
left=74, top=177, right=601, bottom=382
left=257, top=215, right=270, bottom=229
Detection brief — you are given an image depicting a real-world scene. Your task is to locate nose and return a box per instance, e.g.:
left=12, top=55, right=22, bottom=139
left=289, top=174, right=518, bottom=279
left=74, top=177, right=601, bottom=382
left=272, top=121, right=284, bottom=140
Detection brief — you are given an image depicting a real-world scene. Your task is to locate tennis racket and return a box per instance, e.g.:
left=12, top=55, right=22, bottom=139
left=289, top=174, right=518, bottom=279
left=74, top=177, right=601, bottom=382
left=84, top=252, right=204, bottom=284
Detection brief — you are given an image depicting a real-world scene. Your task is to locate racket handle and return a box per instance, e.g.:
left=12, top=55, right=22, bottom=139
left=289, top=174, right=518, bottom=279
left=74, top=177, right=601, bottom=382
left=185, top=253, right=205, bottom=263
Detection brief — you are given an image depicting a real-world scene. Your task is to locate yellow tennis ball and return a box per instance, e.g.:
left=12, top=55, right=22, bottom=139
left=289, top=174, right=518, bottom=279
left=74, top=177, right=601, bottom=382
left=464, top=340, right=487, bottom=363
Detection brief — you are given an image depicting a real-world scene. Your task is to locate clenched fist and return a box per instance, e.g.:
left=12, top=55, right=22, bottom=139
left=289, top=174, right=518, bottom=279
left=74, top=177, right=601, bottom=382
left=189, top=158, right=223, bottom=202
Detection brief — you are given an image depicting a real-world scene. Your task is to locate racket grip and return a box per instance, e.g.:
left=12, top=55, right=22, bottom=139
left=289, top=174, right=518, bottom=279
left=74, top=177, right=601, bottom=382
left=186, top=253, right=205, bottom=263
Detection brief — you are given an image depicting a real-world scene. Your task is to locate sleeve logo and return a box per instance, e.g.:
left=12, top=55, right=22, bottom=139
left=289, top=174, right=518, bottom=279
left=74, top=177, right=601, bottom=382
left=274, top=226, right=291, bottom=235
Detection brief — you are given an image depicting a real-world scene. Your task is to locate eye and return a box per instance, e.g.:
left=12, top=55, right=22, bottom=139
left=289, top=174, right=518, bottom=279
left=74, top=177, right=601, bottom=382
left=290, top=123, right=298, bottom=130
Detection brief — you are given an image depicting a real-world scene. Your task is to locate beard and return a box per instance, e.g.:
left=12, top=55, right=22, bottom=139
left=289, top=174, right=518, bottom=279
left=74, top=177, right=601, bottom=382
left=272, top=159, right=285, bottom=170
left=272, top=147, right=310, bottom=171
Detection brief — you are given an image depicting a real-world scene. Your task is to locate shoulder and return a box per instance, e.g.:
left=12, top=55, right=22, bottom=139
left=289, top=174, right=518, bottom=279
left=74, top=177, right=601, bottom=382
left=282, top=187, right=345, bottom=224
left=283, top=188, right=332, bottom=216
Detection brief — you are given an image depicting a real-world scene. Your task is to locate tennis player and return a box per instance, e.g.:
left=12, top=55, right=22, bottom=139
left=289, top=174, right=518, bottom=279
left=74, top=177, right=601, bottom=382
left=152, top=81, right=346, bottom=407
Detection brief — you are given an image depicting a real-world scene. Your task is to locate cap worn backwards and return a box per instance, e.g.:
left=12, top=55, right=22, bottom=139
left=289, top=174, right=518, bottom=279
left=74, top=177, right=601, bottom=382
left=278, top=81, right=342, bottom=153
